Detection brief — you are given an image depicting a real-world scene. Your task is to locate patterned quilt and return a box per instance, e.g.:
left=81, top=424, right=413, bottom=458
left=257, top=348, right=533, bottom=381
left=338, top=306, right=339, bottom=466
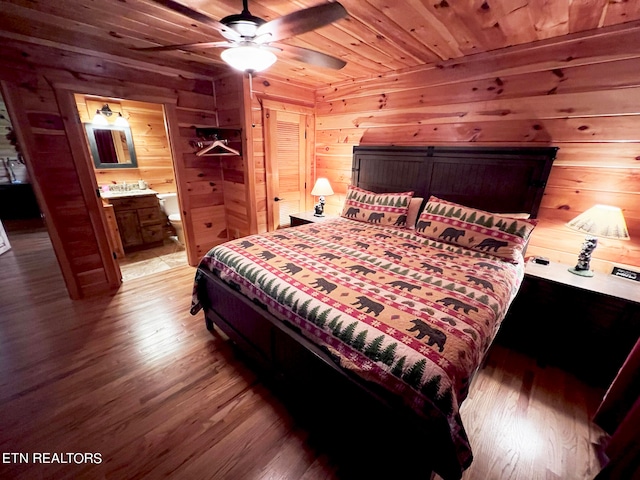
left=191, top=217, right=524, bottom=476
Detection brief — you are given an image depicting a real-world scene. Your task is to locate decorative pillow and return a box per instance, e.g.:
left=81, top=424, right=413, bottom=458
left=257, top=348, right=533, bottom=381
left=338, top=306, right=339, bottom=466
left=341, top=186, right=413, bottom=227
left=416, top=196, right=537, bottom=262
left=405, top=197, right=424, bottom=229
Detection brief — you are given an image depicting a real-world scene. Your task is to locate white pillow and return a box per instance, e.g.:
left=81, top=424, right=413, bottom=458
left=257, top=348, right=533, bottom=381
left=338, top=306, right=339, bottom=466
left=498, top=212, right=531, bottom=219
left=405, top=197, right=424, bottom=229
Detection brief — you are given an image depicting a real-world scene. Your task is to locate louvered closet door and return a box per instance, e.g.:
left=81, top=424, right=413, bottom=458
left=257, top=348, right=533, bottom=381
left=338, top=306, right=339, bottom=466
left=264, top=108, right=309, bottom=230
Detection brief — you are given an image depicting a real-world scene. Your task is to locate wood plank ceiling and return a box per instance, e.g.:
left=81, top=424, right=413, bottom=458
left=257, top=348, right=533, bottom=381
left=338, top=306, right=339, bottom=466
left=1, top=0, right=640, bottom=88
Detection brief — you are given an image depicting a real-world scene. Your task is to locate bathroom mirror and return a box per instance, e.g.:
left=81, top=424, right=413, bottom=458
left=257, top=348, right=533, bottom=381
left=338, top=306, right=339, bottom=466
left=84, top=124, right=138, bottom=168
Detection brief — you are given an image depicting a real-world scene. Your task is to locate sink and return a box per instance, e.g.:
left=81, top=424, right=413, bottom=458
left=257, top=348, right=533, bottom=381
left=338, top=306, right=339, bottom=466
left=100, top=189, right=158, bottom=199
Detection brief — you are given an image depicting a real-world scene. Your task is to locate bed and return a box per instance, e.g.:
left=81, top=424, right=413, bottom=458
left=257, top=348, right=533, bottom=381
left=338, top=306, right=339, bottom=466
left=191, top=145, right=557, bottom=479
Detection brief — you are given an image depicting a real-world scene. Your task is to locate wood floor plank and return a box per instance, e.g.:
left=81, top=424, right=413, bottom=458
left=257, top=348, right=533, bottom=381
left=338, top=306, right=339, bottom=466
left=0, top=224, right=607, bottom=480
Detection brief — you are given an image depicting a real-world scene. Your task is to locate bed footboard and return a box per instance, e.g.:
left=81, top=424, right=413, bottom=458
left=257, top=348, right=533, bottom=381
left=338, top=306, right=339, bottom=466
left=194, top=266, right=457, bottom=478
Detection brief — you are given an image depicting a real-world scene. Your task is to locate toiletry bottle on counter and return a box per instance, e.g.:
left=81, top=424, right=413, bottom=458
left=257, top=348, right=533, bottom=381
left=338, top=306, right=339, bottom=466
left=138, top=180, right=147, bottom=189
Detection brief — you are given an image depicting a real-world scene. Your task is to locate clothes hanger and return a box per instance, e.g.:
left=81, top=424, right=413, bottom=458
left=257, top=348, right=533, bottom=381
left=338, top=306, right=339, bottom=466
left=195, top=138, right=240, bottom=156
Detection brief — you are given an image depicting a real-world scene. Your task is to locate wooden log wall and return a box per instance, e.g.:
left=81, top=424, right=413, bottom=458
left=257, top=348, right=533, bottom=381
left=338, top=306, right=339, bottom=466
left=213, top=74, right=249, bottom=240
left=75, top=95, right=176, bottom=194
left=314, top=25, right=640, bottom=271
left=0, top=37, right=230, bottom=297
left=172, top=78, right=231, bottom=261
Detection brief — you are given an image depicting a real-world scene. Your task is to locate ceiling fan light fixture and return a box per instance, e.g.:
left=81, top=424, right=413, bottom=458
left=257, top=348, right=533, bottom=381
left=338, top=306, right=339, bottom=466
left=145, top=0, right=348, bottom=71
left=221, top=45, right=277, bottom=72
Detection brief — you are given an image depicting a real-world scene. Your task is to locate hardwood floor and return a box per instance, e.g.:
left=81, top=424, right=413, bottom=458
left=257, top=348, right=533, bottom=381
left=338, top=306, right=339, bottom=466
left=0, top=225, right=607, bottom=479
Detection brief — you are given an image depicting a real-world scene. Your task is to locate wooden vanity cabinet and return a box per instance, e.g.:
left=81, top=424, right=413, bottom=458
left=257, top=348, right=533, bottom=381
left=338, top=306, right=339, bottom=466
left=107, top=195, right=164, bottom=250
left=103, top=204, right=125, bottom=258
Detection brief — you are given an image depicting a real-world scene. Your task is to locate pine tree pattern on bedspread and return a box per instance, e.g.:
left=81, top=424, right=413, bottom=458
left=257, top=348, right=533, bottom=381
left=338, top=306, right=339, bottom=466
left=191, top=217, right=525, bottom=476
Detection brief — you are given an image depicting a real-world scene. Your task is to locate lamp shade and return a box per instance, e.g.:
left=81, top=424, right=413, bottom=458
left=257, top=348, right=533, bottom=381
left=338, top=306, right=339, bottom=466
left=311, top=178, right=334, bottom=196
left=221, top=45, right=277, bottom=72
left=566, top=204, right=630, bottom=240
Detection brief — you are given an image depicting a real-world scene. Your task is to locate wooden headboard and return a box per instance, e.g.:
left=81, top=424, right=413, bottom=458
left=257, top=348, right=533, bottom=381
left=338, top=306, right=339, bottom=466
left=352, top=146, right=557, bottom=218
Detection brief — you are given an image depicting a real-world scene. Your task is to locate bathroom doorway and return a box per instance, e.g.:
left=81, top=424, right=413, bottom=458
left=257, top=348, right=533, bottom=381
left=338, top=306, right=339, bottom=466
left=74, top=94, right=187, bottom=281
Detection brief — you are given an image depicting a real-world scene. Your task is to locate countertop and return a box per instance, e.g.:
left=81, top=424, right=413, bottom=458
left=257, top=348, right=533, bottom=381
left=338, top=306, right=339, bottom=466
left=100, top=189, right=158, bottom=199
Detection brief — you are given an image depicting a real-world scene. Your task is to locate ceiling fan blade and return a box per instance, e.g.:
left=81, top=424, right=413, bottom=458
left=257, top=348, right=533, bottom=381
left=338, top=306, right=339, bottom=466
left=134, top=41, right=233, bottom=52
left=256, top=2, right=347, bottom=43
left=149, top=0, right=241, bottom=41
left=277, top=44, right=346, bottom=70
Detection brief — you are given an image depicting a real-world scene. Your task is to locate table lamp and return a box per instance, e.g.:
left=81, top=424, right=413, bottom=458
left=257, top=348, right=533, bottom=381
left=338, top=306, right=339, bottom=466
left=566, top=204, right=630, bottom=277
left=311, top=178, right=334, bottom=217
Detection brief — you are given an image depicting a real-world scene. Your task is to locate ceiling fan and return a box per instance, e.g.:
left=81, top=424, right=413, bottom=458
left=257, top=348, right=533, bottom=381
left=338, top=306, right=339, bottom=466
left=138, top=0, right=348, bottom=72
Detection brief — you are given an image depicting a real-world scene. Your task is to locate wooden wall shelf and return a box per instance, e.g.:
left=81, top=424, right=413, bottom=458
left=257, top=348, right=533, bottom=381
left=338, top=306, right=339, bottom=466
left=193, top=127, right=242, bottom=157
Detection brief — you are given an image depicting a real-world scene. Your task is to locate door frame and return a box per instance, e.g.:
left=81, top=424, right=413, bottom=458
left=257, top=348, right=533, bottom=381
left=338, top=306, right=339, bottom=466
left=1, top=81, right=84, bottom=298
left=55, top=89, right=195, bottom=268
left=5, top=78, right=189, bottom=297
left=262, top=99, right=314, bottom=231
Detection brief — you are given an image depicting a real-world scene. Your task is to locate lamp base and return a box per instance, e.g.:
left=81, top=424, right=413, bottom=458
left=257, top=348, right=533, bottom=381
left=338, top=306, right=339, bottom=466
left=568, top=267, right=594, bottom=277
left=314, top=197, right=326, bottom=217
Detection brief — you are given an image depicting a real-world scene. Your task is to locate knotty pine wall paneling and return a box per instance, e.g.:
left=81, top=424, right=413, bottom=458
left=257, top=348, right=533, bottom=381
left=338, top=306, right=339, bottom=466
left=315, top=24, right=640, bottom=271
left=75, top=95, right=177, bottom=194
left=55, top=89, right=122, bottom=292
left=0, top=37, right=229, bottom=295
left=215, top=74, right=248, bottom=240
left=171, top=81, right=229, bottom=262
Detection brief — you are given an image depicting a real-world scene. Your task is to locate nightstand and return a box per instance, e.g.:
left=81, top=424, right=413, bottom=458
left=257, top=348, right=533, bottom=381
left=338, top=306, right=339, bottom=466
left=498, top=259, right=640, bottom=388
left=289, top=211, right=338, bottom=227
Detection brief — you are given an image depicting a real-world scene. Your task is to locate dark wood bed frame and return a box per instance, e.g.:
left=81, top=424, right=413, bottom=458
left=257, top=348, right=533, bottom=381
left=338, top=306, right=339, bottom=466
left=195, top=145, right=557, bottom=479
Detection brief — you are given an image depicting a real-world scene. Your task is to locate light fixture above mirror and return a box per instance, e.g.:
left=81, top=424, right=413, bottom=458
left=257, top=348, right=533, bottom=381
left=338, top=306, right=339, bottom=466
left=92, top=103, right=129, bottom=127
left=114, top=113, right=129, bottom=127
left=92, top=109, right=109, bottom=126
